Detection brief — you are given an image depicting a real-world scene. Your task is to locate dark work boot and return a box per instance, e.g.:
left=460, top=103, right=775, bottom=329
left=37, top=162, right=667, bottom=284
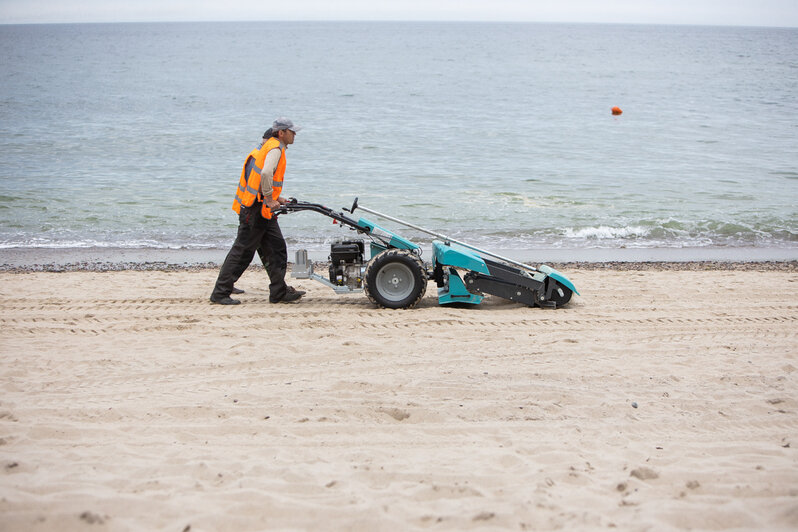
left=275, top=291, right=302, bottom=303
left=210, top=296, right=241, bottom=305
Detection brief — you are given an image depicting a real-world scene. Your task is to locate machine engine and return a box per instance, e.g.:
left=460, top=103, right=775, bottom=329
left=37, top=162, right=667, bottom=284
left=328, top=240, right=365, bottom=290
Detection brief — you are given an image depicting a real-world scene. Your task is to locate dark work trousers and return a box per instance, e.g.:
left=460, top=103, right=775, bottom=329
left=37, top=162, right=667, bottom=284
left=211, top=203, right=288, bottom=303
left=234, top=246, right=270, bottom=282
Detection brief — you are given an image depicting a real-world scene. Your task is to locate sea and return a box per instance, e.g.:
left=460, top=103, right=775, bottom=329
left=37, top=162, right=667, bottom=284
left=1, top=21, right=797, bottom=265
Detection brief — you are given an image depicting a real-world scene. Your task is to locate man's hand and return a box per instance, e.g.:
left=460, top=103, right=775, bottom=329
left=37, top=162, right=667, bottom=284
left=277, top=196, right=289, bottom=205
left=264, top=197, right=281, bottom=210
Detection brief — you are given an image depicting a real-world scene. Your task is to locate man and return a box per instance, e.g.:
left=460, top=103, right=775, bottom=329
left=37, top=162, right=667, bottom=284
left=210, top=117, right=305, bottom=305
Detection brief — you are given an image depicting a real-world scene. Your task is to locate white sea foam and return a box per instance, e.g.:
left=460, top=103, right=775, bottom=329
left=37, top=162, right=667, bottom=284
left=563, top=225, right=651, bottom=240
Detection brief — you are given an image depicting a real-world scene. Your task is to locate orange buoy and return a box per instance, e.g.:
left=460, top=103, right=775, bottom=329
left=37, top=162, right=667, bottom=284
left=611, top=106, right=623, bottom=115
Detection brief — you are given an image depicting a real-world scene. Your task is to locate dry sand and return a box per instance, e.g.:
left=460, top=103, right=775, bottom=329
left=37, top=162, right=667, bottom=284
left=0, top=266, right=797, bottom=531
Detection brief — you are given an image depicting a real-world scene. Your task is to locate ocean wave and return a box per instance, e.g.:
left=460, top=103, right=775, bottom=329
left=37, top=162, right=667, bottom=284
left=555, top=218, right=796, bottom=247
left=1, top=216, right=795, bottom=252
left=563, top=225, right=651, bottom=240
left=0, top=238, right=225, bottom=250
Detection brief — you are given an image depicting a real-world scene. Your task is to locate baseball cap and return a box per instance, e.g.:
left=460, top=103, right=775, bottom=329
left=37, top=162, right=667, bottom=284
left=272, top=117, right=302, bottom=132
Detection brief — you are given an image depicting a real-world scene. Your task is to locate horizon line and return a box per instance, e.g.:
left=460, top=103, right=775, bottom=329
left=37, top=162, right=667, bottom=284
left=1, top=19, right=797, bottom=29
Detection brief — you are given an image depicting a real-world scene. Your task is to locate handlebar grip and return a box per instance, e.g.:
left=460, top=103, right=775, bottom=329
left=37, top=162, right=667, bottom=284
left=272, top=197, right=300, bottom=216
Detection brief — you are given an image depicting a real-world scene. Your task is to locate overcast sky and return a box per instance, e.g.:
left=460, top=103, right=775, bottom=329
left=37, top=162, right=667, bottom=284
left=1, top=0, right=797, bottom=27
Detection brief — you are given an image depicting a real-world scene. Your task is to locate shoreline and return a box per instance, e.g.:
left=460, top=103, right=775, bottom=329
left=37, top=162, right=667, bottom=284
left=1, top=246, right=796, bottom=272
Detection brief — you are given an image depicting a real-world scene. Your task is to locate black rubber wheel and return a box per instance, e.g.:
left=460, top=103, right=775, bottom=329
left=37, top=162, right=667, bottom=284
left=364, top=249, right=427, bottom=309
left=548, top=282, right=573, bottom=307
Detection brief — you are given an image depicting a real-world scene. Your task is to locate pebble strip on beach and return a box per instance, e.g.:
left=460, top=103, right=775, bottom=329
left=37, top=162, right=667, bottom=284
left=1, top=261, right=795, bottom=273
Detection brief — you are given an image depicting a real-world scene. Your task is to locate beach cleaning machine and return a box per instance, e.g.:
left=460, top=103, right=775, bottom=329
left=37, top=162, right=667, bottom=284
left=273, top=198, right=578, bottom=309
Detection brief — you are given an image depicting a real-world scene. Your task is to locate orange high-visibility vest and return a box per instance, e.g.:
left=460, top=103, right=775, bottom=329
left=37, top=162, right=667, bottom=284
left=231, top=137, right=286, bottom=219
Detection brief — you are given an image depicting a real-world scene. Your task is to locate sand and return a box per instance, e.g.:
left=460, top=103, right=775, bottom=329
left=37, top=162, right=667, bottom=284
left=0, top=265, right=797, bottom=531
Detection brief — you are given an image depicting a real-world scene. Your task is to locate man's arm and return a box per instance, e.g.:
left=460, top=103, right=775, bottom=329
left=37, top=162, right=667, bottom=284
left=260, top=147, right=282, bottom=209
